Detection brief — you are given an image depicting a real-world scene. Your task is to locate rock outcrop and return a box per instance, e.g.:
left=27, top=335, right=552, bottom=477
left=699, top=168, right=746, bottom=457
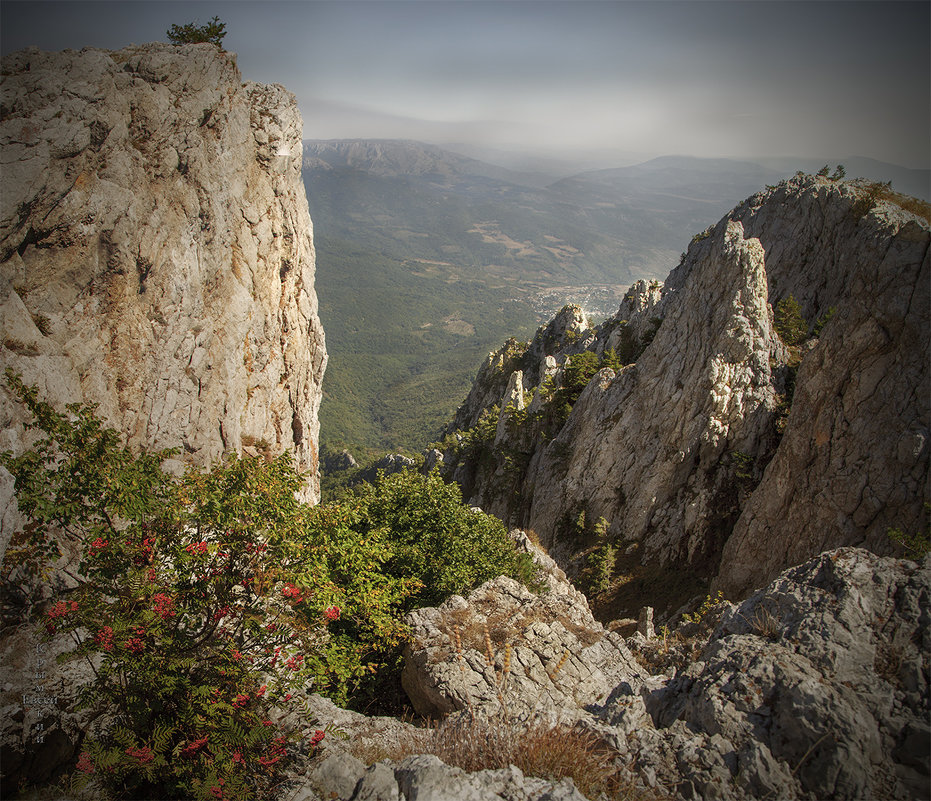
left=394, top=545, right=929, bottom=801
left=0, top=41, right=326, bottom=784
left=444, top=175, right=929, bottom=599
left=0, top=43, right=327, bottom=524
left=401, top=531, right=646, bottom=723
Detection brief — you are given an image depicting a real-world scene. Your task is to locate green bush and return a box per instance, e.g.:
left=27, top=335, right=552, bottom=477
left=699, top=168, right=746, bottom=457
left=166, top=16, right=227, bottom=48
left=1, top=372, right=537, bottom=795
left=352, top=469, right=539, bottom=609
left=773, top=295, right=807, bottom=348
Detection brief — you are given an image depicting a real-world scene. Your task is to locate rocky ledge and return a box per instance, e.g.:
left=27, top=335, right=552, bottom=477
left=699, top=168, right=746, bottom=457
left=287, top=543, right=928, bottom=801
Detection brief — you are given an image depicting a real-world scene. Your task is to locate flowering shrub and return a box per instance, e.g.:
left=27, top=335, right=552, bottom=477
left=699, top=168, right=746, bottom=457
left=0, top=372, right=409, bottom=798
left=2, top=371, right=539, bottom=796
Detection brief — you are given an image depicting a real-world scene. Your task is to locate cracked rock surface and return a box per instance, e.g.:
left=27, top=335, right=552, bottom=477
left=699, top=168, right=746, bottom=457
left=0, top=43, right=327, bottom=534
left=446, top=175, right=929, bottom=597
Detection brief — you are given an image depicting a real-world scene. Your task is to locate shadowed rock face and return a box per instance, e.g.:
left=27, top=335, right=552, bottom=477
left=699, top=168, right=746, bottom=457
left=0, top=43, right=327, bottom=519
left=447, top=175, right=929, bottom=597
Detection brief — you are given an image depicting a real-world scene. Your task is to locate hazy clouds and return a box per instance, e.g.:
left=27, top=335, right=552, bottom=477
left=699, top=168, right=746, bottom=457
left=2, top=1, right=928, bottom=167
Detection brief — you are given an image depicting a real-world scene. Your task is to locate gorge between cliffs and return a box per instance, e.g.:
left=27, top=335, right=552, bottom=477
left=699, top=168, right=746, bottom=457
left=0, top=43, right=928, bottom=801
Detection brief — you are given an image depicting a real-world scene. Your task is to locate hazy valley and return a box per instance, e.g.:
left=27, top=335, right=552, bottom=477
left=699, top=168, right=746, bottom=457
left=303, top=138, right=928, bottom=459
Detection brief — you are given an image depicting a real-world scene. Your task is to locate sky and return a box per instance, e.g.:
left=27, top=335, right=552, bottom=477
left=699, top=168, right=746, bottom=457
left=2, top=1, right=929, bottom=169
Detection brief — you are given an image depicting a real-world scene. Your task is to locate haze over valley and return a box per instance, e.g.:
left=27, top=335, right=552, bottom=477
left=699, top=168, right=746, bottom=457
left=303, top=138, right=929, bottom=457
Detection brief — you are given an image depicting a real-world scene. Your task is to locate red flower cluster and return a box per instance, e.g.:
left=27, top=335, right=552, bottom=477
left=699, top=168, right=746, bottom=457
left=76, top=752, right=95, bottom=773
left=185, top=541, right=208, bottom=556
left=256, top=685, right=267, bottom=698
left=125, top=637, right=144, bottom=654
left=323, top=606, right=340, bottom=622
left=257, top=736, right=287, bottom=767
left=95, top=625, right=115, bottom=652
left=45, top=599, right=80, bottom=633
left=310, top=730, right=325, bottom=748
left=285, top=653, right=304, bottom=671
left=47, top=600, right=79, bottom=620
left=281, top=583, right=303, bottom=603
left=232, top=693, right=250, bottom=709
left=212, top=604, right=230, bottom=622
left=124, top=745, right=154, bottom=764
left=134, top=537, right=154, bottom=565
left=151, top=593, right=176, bottom=620
left=89, top=537, right=109, bottom=555
left=180, top=735, right=209, bottom=758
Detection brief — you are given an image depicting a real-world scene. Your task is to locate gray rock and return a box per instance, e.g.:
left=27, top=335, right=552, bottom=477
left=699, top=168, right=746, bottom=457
left=354, top=762, right=401, bottom=801
left=400, top=543, right=646, bottom=723
left=644, top=548, right=930, bottom=800
left=308, top=751, right=366, bottom=800
left=445, top=174, right=929, bottom=599
left=0, top=42, right=327, bottom=534
left=393, top=754, right=588, bottom=801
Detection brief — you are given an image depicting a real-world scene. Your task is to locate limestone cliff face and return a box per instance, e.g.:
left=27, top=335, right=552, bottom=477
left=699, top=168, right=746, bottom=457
left=0, top=44, right=327, bottom=516
left=446, top=175, right=929, bottom=599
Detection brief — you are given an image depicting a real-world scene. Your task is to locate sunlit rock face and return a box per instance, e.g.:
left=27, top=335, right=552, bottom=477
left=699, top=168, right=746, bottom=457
left=0, top=41, right=327, bottom=785
left=448, top=175, right=929, bottom=597
left=0, top=43, right=327, bottom=517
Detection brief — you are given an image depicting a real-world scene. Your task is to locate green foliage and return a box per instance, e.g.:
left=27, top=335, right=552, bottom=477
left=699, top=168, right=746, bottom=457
left=616, top=318, right=661, bottom=366
left=830, top=164, right=846, bottom=181
left=851, top=181, right=931, bottom=223
left=773, top=294, right=808, bottom=348
left=586, top=518, right=615, bottom=595
left=2, top=373, right=319, bottom=799
left=681, top=590, right=725, bottom=625
left=166, top=16, right=226, bottom=47
left=887, top=506, right=931, bottom=560
left=2, top=373, right=538, bottom=793
left=561, top=351, right=601, bottom=402
left=351, top=469, right=539, bottom=609
left=600, top=347, right=621, bottom=372
left=313, top=237, right=538, bottom=455
left=817, top=165, right=831, bottom=177
left=732, top=451, right=755, bottom=492
left=587, top=543, right=616, bottom=595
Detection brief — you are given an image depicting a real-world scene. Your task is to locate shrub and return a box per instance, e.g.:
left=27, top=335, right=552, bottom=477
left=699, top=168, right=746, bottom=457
left=351, top=469, right=539, bottom=610
left=166, top=16, right=227, bottom=48
left=773, top=294, right=807, bottom=348
left=2, top=374, right=537, bottom=794
left=1, top=372, right=331, bottom=799
left=587, top=541, right=616, bottom=595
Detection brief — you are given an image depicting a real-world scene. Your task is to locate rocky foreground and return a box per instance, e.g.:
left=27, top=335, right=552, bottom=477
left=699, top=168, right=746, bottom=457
left=286, top=540, right=929, bottom=801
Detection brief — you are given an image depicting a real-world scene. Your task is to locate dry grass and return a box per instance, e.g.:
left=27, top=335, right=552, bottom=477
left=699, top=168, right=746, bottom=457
left=747, top=605, right=782, bottom=641
left=381, top=603, right=671, bottom=799
left=854, top=181, right=931, bottom=224
left=350, top=713, right=667, bottom=800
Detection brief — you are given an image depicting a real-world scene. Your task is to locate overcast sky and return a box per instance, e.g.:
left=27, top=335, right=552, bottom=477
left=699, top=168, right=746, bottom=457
left=2, top=1, right=928, bottom=168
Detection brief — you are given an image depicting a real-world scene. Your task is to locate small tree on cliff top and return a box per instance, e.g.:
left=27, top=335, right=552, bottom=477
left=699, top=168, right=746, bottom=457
left=167, top=16, right=227, bottom=48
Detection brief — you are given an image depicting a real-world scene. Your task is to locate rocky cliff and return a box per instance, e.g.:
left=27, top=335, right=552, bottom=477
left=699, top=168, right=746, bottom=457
left=443, top=175, right=929, bottom=601
left=299, top=545, right=930, bottom=801
left=0, top=43, right=327, bottom=529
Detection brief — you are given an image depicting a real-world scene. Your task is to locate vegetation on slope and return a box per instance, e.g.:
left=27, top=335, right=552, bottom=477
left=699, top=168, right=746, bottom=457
left=1, top=372, right=537, bottom=799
